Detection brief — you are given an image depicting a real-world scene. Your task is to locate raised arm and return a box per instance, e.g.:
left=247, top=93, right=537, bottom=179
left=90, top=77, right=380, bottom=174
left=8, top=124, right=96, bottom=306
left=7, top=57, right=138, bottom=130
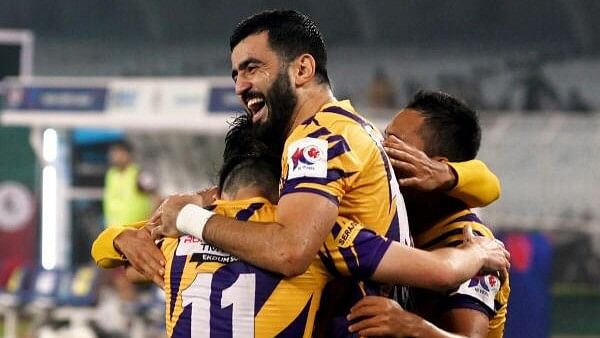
left=155, top=192, right=338, bottom=277
left=383, top=136, right=500, bottom=207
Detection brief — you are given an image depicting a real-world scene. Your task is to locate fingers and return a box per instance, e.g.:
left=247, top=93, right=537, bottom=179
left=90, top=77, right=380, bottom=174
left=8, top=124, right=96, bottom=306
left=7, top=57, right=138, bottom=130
left=463, top=224, right=475, bottom=244
left=348, top=316, right=381, bottom=334
left=151, top=226, right=165, bottom=240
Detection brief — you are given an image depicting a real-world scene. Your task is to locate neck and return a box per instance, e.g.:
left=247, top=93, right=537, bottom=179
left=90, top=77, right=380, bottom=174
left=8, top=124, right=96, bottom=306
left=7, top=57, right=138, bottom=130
left=222, top=185, right=267, bottom=202
left=288, top=85, right=335, bottom=134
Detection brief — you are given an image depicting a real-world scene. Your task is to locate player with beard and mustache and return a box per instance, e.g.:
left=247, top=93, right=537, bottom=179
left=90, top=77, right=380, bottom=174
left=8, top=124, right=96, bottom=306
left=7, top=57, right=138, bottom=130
left=105, top=9, right=504, bottom=336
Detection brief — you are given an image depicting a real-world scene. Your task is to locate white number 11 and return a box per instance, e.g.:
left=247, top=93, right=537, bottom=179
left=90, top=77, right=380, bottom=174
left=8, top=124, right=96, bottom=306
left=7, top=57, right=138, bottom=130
left=181, top=273, right=256, bottom=338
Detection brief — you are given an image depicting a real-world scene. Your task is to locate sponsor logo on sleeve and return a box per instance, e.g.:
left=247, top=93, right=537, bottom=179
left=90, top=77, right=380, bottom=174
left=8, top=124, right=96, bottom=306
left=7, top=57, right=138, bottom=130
left=452, top=274, right=501, bottom=311
left=287, top=138, right=328, bottom=179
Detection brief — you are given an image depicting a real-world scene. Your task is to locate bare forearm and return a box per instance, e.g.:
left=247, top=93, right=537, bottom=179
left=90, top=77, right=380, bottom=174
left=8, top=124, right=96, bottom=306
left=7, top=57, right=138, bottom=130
left=413, top=317, right=467, bottom=338
left=428, top=246, right=485, bottom=288
left=202, top=215, right=313, bottom=277
left=373, top=244, right=484, bottom=291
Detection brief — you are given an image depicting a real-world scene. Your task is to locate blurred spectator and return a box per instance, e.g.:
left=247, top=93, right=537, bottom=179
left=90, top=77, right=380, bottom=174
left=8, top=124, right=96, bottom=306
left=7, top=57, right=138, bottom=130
left=566, top=87, right=592, bottom=114
left=367, top=67, right=396, bottom=109
left=103, top=141, right=158, bottom=227
left=521, top=65, right=562, bottom=111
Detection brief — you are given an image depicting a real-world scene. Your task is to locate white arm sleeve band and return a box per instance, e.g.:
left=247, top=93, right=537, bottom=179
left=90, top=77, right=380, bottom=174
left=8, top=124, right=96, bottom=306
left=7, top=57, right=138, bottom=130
left=176, top=204, right=215, bottom=241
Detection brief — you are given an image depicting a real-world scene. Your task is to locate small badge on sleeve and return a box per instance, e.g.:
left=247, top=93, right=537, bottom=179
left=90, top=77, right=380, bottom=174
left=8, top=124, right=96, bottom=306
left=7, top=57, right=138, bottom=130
left=287, top=138, right=328, bottom=179
left=451, top=274, right=501, bottom=311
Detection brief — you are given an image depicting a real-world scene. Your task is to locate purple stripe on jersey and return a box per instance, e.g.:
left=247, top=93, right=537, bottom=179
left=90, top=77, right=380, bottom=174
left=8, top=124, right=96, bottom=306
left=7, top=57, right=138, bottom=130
left=451, top=213, right=484, bottom=225
left=327, top=135, right=352, bottom=160
left=205, top=204, right=217, bottom=211
left=171, top=303, right=191, bottom=338
left=209, top=262, right=281, bottom=316
left=385, top=209, right=401, bottom=242
left=322, top=106, right=368, bottom=125
left=280, top=186, right=340, bottom=206
left=446, top=294, right=496, bottom=318
left=351, top=230, right=393, bottom=279
left=276, top=295, right=313, bottom=337
left=234, top=203, right=264, bottom=221
left=307, top=127, right=332, bottom=138
left=331, top=222, right=342, bottom=238
left=300, top=115, right=321, bottom=126
left=339, top=246, right=360, bottom=276
left=322, top=105, right=395, bottom=211
left=169, top=243, right=188, bottom=320
left=318, top=250, right=341, bottom=277
left=420, top=222, right=484, bottom=249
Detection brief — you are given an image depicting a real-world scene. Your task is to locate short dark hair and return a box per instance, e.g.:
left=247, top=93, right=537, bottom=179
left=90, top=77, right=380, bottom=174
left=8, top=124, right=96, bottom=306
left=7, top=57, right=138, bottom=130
left=230, top=9, right=330, bottom=85
left=110, top=140, right=132, bottom=153
left=406, top=90, right=481, bottom=162
left=218, top=115, right=281, bottom=203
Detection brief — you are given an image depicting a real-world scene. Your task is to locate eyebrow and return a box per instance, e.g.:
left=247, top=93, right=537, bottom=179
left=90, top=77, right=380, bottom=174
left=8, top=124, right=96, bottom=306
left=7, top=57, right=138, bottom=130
left=231, top=57, right=264, bottom=80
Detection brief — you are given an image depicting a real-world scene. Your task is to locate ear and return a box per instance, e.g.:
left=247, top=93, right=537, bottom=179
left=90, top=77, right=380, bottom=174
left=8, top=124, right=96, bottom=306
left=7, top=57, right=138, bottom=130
left=292, top=53, right=316, bottom=86
left=432, top=156, right=449, bottom=163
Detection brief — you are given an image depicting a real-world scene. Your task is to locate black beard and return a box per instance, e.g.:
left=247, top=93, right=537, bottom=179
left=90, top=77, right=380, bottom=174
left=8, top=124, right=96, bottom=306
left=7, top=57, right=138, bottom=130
left=253, top=68, right=297, bottom=159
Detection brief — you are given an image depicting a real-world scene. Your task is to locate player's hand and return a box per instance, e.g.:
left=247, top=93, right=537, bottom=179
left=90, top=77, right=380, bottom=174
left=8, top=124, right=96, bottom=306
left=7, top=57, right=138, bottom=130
left=114, top=226, right=165, bottom=288
left=151, top=194, right=208, bottom=239
left=383, top=135, right=456, bottom=191
left=461, top=225, right=511, bottom=276
left=147, top=187, right=218, bottom=228
left=347, top=296, right=420, bottom=337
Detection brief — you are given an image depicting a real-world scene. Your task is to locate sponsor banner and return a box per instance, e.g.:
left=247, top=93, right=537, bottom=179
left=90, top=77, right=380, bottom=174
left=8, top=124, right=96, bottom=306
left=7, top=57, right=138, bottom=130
left=107, top=79, right=210, bottom=115
left=208, top=85, right=243, bottom=113
left=6, top=86, right=107, bottom=111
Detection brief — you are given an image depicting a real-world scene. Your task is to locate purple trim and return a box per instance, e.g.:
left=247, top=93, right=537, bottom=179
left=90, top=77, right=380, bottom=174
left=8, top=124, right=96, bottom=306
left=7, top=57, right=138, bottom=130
left=300, top=115, right=321, bottom=126
left=307, top=127, right=332, bottom=138
left=169, top=242, right=187, bottom=321
left=234, top=202, right=264, bottom=221
left=331, top=222, right=342, bottom=238
left=171, top=303, right=191, bottom=338
left=452, top=213, right=485, bottom=225
left=279, top=186, right=340, bottom=206
left=446, top=294, right=496, bottom=318
left=276, top=295, right=313, bottom=337
left=339, top=246, right=360, bottom=277
left=420, top=222, right=485, bottom=249
left=327, top=135, right=352, bottom=160
left=323, top=105, right=395, bottom=212
left=352, top=231, right=393, bottom=279
left=385, top=209, right=401, bottom=241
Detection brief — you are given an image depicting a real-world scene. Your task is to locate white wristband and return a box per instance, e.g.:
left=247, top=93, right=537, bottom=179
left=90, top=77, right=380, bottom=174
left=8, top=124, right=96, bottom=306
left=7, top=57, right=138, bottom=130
left=176, top=204, right=215, bottom=241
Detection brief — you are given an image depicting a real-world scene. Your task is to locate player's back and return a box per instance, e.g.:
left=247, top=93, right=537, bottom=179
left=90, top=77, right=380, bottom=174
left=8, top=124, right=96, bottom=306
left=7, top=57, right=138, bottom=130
left=161, top=197, right=330, bottom=338
left=281, top=100, right=409, bottom=244
left=413, top=210, right=510, bottom=338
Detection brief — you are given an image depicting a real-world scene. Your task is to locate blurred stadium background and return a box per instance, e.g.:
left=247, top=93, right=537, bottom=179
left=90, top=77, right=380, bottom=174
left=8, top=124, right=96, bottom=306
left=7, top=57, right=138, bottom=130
left=0, top=1, right=599, bottom=337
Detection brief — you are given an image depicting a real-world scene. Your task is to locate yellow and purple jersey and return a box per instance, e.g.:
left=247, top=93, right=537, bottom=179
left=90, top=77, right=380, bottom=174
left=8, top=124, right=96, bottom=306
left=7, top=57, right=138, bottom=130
left=280, top=99, right=410, bottom=246
left=161, top=197, right=331, bottom=338
left=413, top=210, right=510, bottom=338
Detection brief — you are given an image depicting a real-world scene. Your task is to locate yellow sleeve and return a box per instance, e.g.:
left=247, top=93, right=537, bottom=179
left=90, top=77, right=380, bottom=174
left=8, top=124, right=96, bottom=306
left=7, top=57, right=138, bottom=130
left=91, top=221, right=146, bottom=268
left=447, top=160, right=501, bottom=208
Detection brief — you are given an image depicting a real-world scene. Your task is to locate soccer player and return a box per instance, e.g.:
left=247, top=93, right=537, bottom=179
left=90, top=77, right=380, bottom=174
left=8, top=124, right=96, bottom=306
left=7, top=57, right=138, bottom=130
left=347, top=91, right=510, bottom=338
left=92, top=115, right=509, bottom=337
left=151, top=11, right=411, bottom=306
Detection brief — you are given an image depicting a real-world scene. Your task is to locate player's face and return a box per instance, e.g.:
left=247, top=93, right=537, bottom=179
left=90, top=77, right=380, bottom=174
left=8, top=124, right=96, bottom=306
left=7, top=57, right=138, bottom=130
left=231, top=31, right=296, bottom=126
left=384, top=108, right=426, bottom=152
left=109, top=146, right=130, bottom=169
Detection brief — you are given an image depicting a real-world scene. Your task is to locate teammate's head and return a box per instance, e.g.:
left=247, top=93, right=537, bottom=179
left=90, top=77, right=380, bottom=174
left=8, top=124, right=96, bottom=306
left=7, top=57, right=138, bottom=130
left=218, top=115, right=281, bottom=204
left=108, top=140, right=133, bottom=169
left=386, top=90, right=481, bottom=162
left=229, top=10, right=329, bottom=149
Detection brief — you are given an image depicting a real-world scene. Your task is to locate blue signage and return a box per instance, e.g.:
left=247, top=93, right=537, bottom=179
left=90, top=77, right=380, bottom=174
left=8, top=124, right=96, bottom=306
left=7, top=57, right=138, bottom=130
left=7, top=86, right=107, bottom=112
left=208, top=86, right=243, bottom=113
